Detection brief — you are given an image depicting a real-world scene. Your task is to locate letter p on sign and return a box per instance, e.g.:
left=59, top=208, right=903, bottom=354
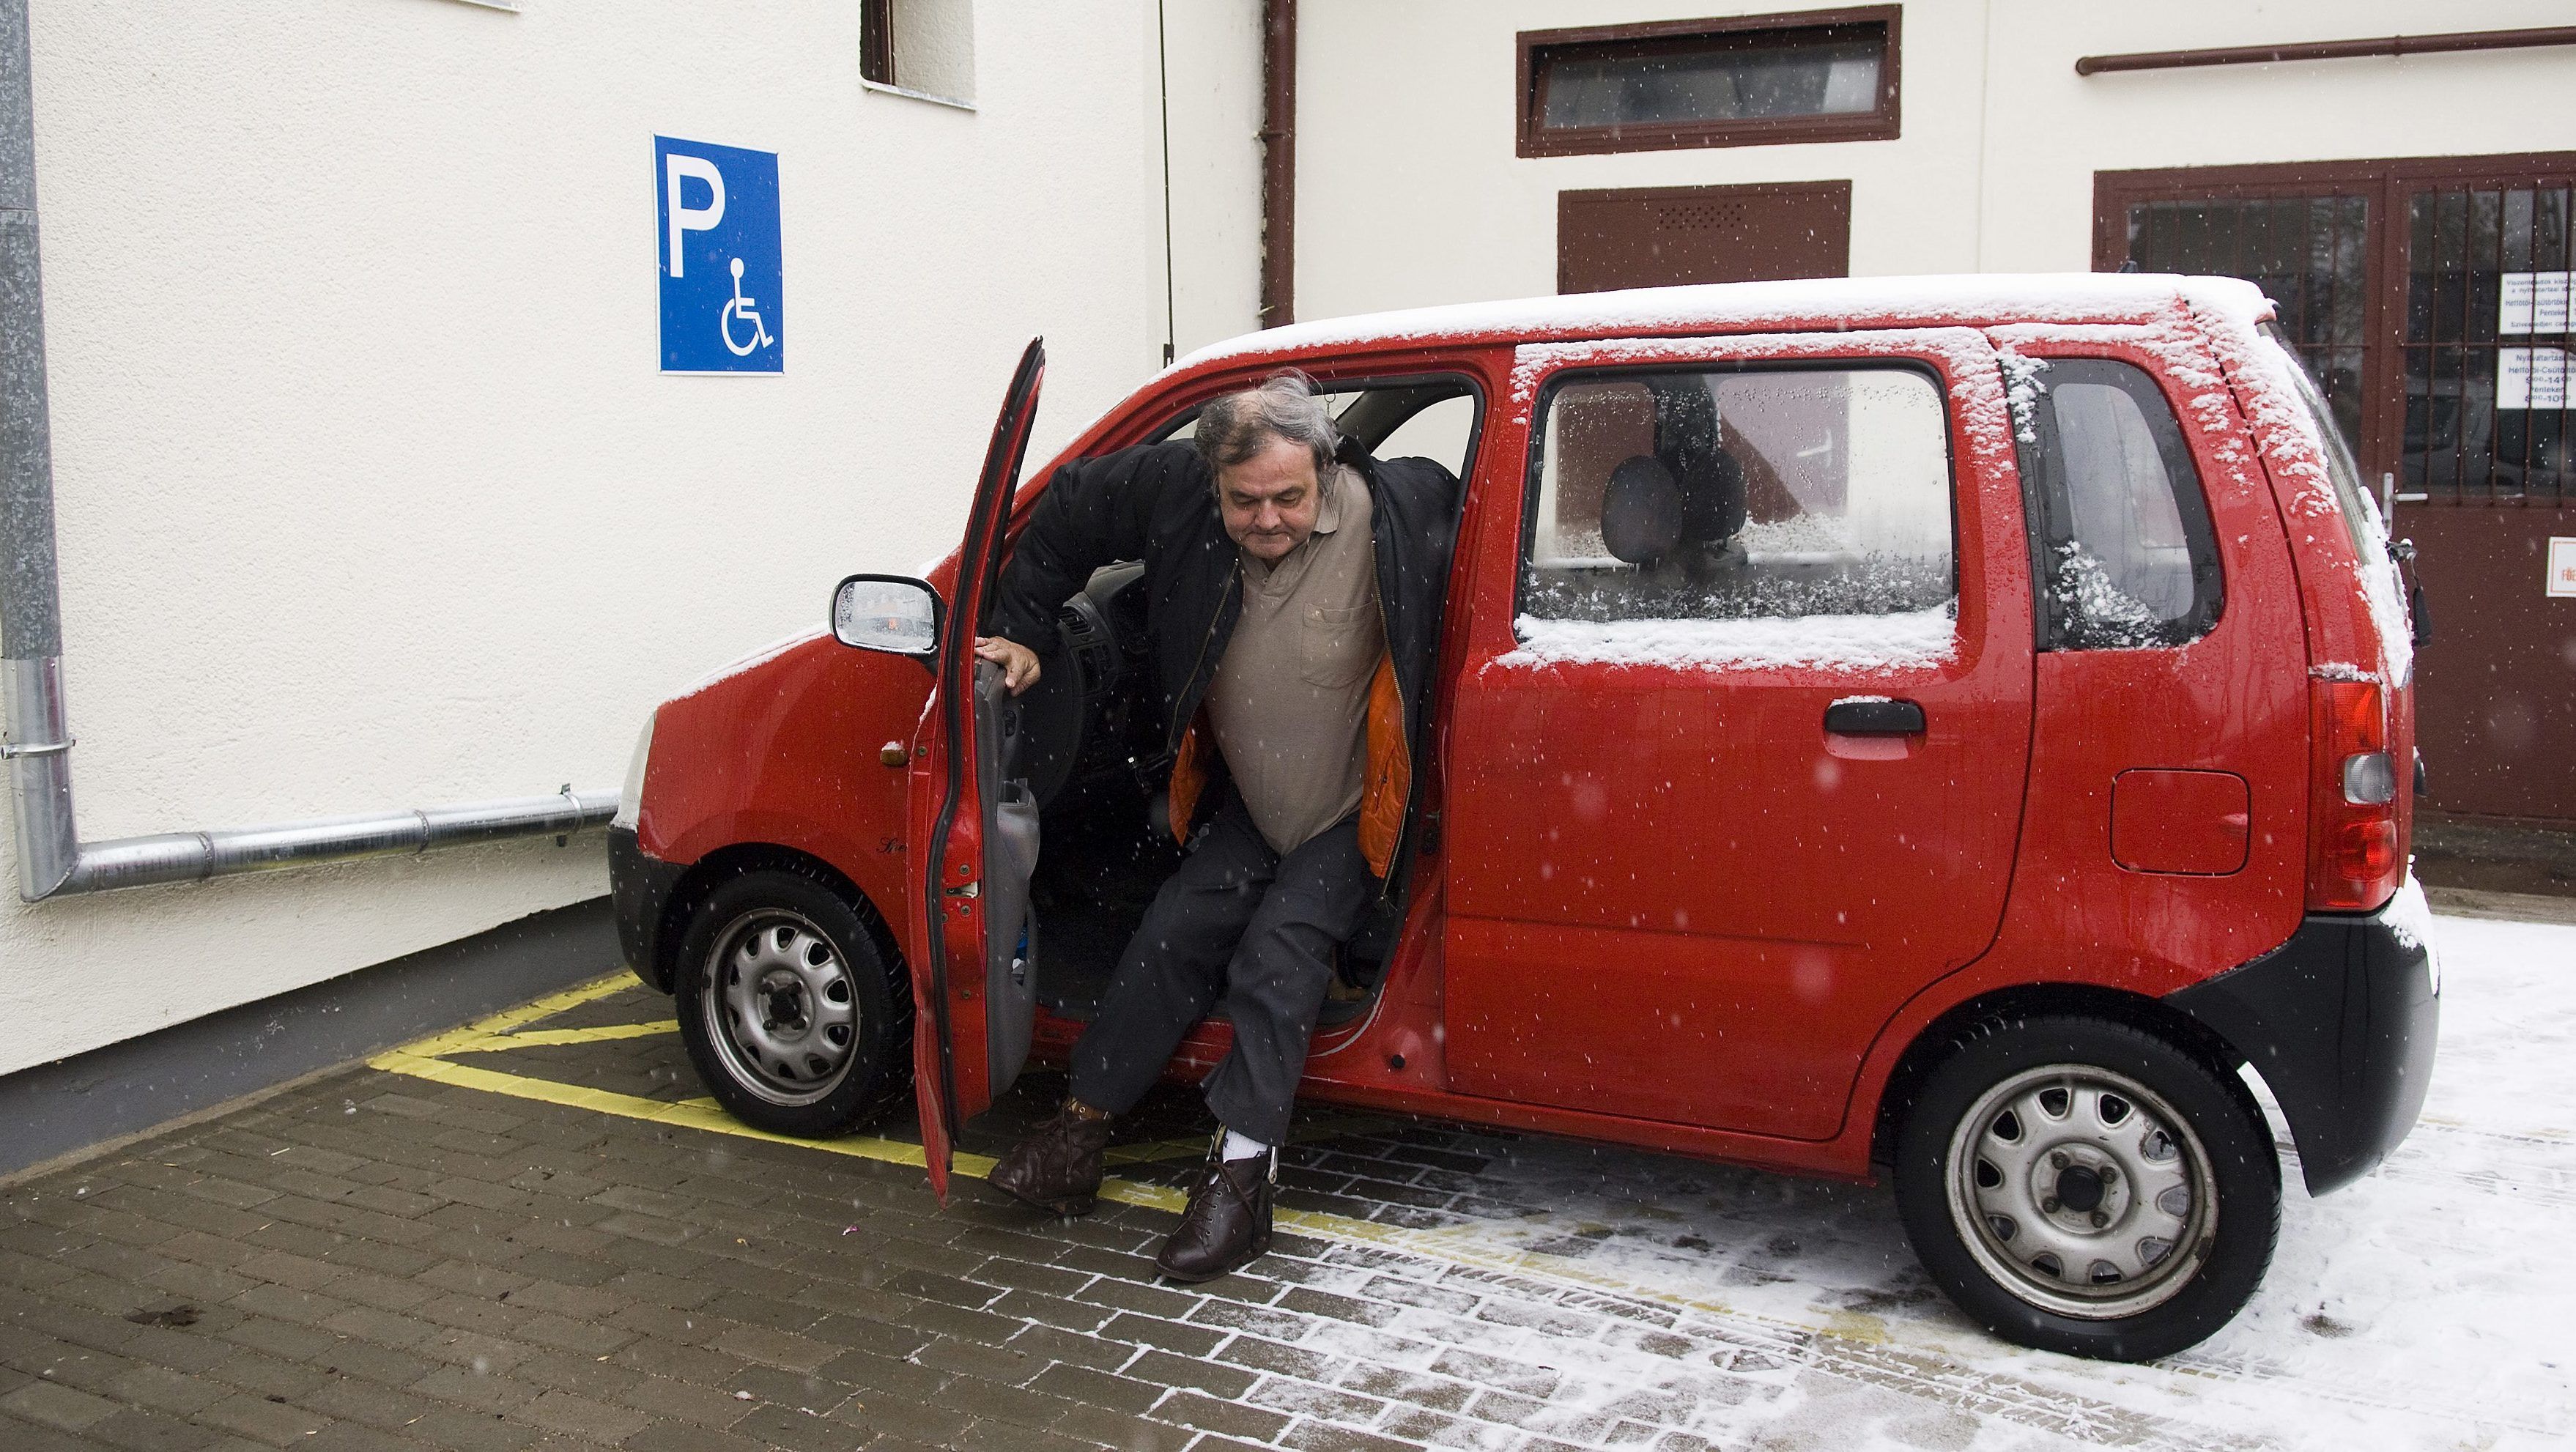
left=654, top=136, right=782, bottom=374
left=664, top=154, right=725, bottom=281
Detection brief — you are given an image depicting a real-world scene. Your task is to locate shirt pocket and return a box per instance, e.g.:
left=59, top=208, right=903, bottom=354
left=1299, top=604, right=1379, bottom=690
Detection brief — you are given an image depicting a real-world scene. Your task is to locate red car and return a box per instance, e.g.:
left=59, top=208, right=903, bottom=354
left=608, top=275, right=2436, bottom=1361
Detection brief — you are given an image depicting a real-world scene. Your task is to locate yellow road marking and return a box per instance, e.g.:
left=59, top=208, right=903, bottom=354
left=364, top=972, right=1890, bottom=1347
left=403, top=973, right=638, bottom=1056
left=449, top=1021, right=679, bottom=1051
left=368, top=1044, right=993, bottom=1177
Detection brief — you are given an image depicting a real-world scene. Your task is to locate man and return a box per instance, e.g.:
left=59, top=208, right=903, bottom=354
left=973, top=370, right=1459, bottom=1281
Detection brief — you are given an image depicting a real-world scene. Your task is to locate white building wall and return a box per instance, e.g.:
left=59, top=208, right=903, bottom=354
left=1293, top=0, right=2576, bottom=318
left=1978, top=1, right=2576, bottom=272
left=0, top=0, right=1264, bottom=1075
left=1162, top=0, right=1267, bottom=358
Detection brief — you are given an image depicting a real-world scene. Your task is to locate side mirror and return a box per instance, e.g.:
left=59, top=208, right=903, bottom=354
left=831, top=574, right=942, bottom=657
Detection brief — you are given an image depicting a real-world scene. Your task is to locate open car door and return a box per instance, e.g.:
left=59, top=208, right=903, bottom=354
left=908, top=338, right=1046, bottom=1202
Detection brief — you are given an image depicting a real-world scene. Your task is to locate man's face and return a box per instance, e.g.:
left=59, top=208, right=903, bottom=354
left=1216, top=436, right=1322, bottom=563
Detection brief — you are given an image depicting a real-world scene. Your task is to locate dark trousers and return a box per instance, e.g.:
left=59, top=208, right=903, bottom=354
left=1067, top=792, right=1374, bottom=1146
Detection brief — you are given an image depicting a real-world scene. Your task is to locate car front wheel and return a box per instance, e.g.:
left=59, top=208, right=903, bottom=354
left=674, top=867, right=911, bottom=1137
left=1892, top=1014, right=2279, bottom=1361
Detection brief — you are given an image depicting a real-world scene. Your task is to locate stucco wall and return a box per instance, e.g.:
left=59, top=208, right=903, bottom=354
left=1161, top=0, right=1267, bottom=358
left=1292, top=0, right=2576, bottom=318
left=0, top=0, right=1263, bottom=1075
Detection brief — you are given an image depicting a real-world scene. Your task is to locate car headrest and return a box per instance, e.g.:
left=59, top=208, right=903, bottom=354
left=1641, top=381, right=1747, bottom=549
left=1600, top=454, right=1684, bottom=565
left=1676, top=446, right=1747, bottom=547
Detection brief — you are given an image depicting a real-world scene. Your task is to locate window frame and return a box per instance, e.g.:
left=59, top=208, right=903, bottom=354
left=2010, top=358, right=2226, bottom=652
left=860, top=0, right=896, bottom=86
left=1512, top=357, right=1961, bottom=634
left=1515, top=7, right=1903, bottom=160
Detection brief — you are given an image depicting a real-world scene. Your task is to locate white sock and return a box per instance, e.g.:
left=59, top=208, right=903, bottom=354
left=1220, top=1129, right=1269, bottom=1162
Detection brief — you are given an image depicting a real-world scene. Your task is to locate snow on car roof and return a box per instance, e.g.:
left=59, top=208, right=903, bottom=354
left=1175, top=273, right=2275, bottom=368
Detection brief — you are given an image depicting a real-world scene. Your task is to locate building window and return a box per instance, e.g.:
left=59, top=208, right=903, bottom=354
left=1517, top=8, right=1900, bottom=158
left=2119, top=192, right=2373, bottom=462
left=2401, top=182, right=2572, bottom=502
left=2098, top=155, right=2576, bottom=505
left=861, top=0, right=896, bottom=85
left=862, top=0, right=977, bottom=109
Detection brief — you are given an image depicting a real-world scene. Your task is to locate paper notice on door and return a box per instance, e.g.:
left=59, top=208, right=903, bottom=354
left=2498, top=347, right=2572, bottom=410
left=2550, top=537, right=2576, bottom=599
left=2501, top=272, right=2575, bottom=334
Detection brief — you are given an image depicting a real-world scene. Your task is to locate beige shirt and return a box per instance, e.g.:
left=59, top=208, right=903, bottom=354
left=1205, top=465, right=1384, bottom=856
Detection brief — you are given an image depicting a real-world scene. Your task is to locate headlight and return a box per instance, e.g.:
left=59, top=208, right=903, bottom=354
left=612, top=712, right=656, bottom=831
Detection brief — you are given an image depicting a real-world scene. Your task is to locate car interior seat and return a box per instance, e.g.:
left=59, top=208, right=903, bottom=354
left=1652, top=382, right=1749, bottom=554
left=1600, top=453, right=1687, bottom=565
left=1596, top=382, right=1753, bottom=583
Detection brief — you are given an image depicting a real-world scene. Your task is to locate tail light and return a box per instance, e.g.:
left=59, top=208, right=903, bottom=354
left=2309, top=679, right=2400, bottom=911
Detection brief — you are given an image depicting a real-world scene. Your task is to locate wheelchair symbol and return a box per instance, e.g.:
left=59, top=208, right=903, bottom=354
left=720, top=256, right=774, bottom=357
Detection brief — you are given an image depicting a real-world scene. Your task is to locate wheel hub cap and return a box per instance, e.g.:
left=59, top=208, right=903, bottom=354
left=762, top=980, right=807, bottom=1031
left=1946, top=1064, right=2216, bottom=1319
left=700, top=911, right=859, bottom=1108
left=2053, top=1160, right=2108, bottom=1215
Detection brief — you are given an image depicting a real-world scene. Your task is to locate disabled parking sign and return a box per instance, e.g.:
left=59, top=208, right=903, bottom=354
left=655, top=136, right=782, bottom=374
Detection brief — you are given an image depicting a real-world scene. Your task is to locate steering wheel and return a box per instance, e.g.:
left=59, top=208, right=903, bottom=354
left=1012, top=563, right=1144, bottom=806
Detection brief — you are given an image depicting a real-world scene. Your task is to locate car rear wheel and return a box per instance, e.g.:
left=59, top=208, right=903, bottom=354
left=1892, top=1015, right=2279, bottom=1361
left=674, top=867, right=910, bottom=1137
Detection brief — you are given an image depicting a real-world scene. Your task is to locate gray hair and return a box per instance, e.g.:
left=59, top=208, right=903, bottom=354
left=1193, top=368, right=1337, bottom=480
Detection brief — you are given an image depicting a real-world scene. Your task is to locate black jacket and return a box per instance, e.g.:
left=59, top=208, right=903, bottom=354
left=990, top=437, right=1463, bottom=829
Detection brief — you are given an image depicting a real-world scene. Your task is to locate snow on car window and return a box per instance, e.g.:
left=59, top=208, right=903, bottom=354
left=1514, top=366, right=1956, bottom=667
left=1507, top=603, right=1957, bottom=671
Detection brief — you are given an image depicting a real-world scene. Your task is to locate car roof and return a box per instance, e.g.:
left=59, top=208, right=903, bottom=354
left=1174, top=273, right=2273, bottom=371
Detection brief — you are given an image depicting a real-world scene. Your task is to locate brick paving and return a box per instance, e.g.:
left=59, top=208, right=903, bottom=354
left=0, top=977, right=2154, bottom=1452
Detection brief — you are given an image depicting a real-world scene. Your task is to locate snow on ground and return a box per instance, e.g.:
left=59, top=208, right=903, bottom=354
left=1385, top=911, right=2575, bottom=1450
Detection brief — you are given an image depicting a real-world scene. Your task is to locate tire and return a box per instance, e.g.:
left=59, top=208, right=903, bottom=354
left=673, top=867, right=911, bottom=1137
left=1892, top=1014, right=2279, bottom=1361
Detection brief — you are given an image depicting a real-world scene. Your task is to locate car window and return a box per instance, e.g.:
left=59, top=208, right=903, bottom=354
left=2258, top=322, right=2397, bottom=567
left=1520, top=365, right=1955, bottom=642
left=2013, top=359, right=2221, bottom=650
left=1152, top=382, right=1478, bottom=480
left=1359, top=391, right=1476, bottom=477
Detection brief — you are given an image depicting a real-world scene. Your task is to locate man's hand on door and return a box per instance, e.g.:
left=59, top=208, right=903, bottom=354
left=974, top=636, right=1042, bottom=694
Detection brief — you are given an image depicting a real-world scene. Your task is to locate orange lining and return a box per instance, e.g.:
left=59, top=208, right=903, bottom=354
left=1166, top=652, right=1405, bottom=878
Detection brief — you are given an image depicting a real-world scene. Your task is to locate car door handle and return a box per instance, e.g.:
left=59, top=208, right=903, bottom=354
left=1824, top=698, right=1926, bottom=736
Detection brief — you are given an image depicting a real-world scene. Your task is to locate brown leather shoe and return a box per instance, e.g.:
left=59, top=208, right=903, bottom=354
left=988, top=1104, right=1114, bottom=1216
left=1154, top=1155, right=1273, bottom=1282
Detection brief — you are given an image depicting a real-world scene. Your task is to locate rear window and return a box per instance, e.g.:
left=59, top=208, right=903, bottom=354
left=2012, top=359, right=2222, bottom=650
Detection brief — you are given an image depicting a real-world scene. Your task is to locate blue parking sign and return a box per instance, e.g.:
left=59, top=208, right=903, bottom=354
left=655, top=136, right=782, bottom=374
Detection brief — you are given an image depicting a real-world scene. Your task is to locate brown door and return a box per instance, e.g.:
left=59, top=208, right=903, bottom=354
left=1559, top=181, right=1851, bottom=294
left=2098, top=155, right=2576, bottom=828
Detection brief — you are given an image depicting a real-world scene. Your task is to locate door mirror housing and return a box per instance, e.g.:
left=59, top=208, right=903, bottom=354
left=831, top=574, right=942, bottom=657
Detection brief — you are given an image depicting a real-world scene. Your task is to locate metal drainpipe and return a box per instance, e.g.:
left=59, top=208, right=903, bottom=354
left=1257, top=0, right=1295, bottom=327
left=0, top=2, right=613, bottom=902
